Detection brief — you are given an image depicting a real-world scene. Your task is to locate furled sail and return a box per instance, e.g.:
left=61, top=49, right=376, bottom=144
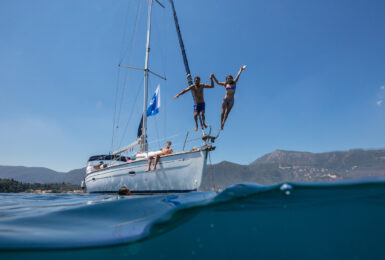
left=169, top=0, right=203, bottom=128
left=169, top=0, right=193, bottom=86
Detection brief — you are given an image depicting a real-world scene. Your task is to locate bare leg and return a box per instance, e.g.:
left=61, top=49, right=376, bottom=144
left=201, top=110, right=208, bottom=128
left=220, top=100, right=226, bottom=130
left=146, top=157, right=153, bottom=172
left=222, top=101, right=234, bottom=129
left=194, top=112, right=198, bottom=131
left=152, top=155, right=160, bottom=170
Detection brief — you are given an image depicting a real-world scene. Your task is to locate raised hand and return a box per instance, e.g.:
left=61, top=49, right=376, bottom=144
left=241, top=65, right=247, bottom=70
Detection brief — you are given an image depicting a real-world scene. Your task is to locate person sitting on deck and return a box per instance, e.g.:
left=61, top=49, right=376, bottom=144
left=93, top=161, right=105, bottom=171
left=146, top=141, right=173, bottom=171
left=174, top=75, right=214, bottom=131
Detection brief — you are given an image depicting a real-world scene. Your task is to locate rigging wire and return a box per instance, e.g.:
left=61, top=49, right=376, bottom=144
left=147, top=75, right=161, bottom=150
left=119, top=0, right=143, bottom=65
left=160, top=4, right=169, bottom=144
left=118, top=1, right=132, bottom=64
left=110, top=68, right=121, bottom=152
left=154, top=116, right=162, bottom=149
left=111, top=0, right=143, bottom=152
left=150, top=4, right=168, bottom=150
left=112, top=0, right=192, bottom=153
left=117, top=77, right=144, bottom=149
left=146, top=133, right=181, bottom=145
left=113, top=0, right=143, bottom=151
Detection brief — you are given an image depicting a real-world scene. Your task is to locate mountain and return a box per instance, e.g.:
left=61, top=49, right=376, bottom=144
left=251, top=149, right=385, bottom=169
left=0, top=166, right=85, bottom=185
left=201, top=161, right=255, bottom=190
left=62, top=168, right=85, bottom=184
left=202, top=149, right=385, bottom=190
left=1, top=149, right=385, bottom=189
left=251, top=148, right=385, bottom=180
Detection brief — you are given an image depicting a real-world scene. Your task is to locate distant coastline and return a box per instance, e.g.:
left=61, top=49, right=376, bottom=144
left=0, top=179, right=82, bottom=193
left=1, top=148, right=385, bottom=192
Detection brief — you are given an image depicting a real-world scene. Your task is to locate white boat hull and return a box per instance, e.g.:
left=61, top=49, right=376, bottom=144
left=85, top=149, right=209, bottom=193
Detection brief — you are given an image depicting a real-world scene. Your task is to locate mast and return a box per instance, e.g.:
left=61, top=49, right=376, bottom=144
left=141, top=0, right=153, bottom=152
left=169, top=0, right=193, bottom=86
left=114, top=0, right=165, bottom=155
left=170, top=0, right=204, bottom=129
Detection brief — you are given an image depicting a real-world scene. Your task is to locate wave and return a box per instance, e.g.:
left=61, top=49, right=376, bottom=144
left=1, top=180, right=385, bottom=258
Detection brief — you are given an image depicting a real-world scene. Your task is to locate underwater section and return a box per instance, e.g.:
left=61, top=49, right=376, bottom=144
left=1, top=181, right=385, bottom=259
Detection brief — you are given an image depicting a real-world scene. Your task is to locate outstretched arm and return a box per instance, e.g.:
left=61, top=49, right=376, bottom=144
left=234, top=65, right=246, bottom=83
left=212, top=74, right=226, bottom=87
left=174, top=85, right=193, bottom=99
left=203, top=75, right=215, bottom=88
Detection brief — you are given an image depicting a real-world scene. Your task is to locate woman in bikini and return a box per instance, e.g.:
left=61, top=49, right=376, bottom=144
left=212, top=65, right=246, bottom=130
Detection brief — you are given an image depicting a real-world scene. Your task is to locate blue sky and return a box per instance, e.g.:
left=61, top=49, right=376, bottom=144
left=1, top=0, right=385, bottom=172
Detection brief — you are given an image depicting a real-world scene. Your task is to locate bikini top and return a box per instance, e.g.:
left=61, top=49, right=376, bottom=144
left=225, top=84, right=236, bottom=90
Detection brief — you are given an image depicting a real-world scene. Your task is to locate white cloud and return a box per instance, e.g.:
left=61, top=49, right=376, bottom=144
left=376, top=85, right=385, bottom=106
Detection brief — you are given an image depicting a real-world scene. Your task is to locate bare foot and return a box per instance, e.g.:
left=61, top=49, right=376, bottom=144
left=145, top=168, right=150, bottom=172
left=195, top=126, right=198, bottom=131
left=203, top=123, right=208, bottom=128
left=152, top=167, right=156, bottom=171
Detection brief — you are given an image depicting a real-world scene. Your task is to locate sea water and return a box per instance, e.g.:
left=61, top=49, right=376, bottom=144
left=1, top=181, right=385, bottom=259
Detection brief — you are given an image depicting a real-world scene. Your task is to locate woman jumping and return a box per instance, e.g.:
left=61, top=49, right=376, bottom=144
left=212, top=65, right=246, bottom=130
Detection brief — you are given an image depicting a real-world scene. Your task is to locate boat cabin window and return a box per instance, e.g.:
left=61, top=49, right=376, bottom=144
left=86, top=155, right=130, bottom=175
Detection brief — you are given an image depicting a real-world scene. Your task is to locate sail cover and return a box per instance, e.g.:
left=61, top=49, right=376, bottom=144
left=137, top=116, right=143, bottom=138
left=88, top=155, right=129, bottom=162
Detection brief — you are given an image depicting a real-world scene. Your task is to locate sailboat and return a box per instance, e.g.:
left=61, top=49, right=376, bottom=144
left=84, top=0, right=216, bottom=194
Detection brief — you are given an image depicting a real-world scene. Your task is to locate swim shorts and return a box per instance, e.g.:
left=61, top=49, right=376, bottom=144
left=194, top=102, right=205, bottom=113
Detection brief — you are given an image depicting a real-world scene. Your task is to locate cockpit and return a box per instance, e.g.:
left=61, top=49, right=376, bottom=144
left=85, top=154, right=130, bottom=175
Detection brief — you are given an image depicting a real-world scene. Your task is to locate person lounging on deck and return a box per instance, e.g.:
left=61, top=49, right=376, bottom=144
left=146, top=141, right=173, bottom=171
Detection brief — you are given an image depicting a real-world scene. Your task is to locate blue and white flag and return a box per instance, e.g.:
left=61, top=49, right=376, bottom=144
left=146, top=85, right=160, bottom=117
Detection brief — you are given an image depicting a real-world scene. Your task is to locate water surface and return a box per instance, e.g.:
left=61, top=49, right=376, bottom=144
left=1, top=181, right=385, bottom=259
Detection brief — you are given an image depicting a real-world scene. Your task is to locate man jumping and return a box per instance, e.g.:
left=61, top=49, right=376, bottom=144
left=174, top=75, right=214, bottom=131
